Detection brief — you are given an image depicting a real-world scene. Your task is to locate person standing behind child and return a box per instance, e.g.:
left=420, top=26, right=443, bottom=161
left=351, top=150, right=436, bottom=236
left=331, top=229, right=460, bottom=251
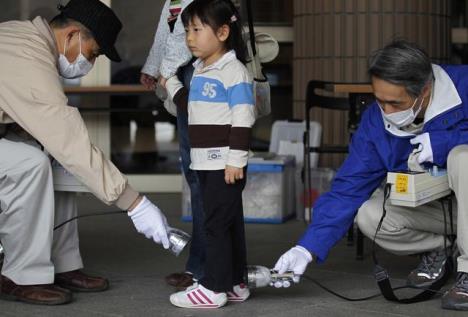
left=141, top=0, right=207, bottom=288
left=165, top=0, right=255, bottom=308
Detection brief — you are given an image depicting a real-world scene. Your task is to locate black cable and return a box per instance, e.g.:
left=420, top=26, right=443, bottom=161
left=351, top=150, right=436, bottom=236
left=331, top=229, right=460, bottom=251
left=448, top=197, right=455, bottom=239
left=53, top=210, right=125, bottom=230
left=49, top=185, right=453, bottom=303
left=445, top=194, right=455, bottom=245
left=371, top=183, right=391, bottom=264
left=441, top=198, right=449, bottom=260
left=301, top=274, right=445, bottom=302
left=440, top=194, right=456, bottom=270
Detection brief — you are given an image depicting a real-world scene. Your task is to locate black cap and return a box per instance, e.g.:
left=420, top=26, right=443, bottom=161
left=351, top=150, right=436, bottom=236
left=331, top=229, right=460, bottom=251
left=58, top=0, right=122, bottom=62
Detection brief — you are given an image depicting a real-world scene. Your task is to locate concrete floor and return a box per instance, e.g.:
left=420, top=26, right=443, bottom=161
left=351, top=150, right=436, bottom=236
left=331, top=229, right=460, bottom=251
left=1, top=193, right=464, bottom=316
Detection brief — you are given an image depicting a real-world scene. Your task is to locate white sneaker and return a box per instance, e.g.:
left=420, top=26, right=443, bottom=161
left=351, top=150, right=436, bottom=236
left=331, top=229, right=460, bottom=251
left=170, top=283, right=227, bottom=309
left=227, top=283, right=250, bottom=302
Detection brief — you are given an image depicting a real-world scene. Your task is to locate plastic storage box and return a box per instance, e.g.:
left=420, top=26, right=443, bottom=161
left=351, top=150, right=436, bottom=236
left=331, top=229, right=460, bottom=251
left=268, top=120, right=323, bottom=219
left=269, top=120, right=322, bottom=167
left=303, top=167, right=335, bottom=214
left=181, top=153, right=296, bottom=223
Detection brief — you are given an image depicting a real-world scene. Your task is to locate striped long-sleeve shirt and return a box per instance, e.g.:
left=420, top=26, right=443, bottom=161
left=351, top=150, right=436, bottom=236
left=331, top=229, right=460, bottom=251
left=168, top=50, right=256, bottom=170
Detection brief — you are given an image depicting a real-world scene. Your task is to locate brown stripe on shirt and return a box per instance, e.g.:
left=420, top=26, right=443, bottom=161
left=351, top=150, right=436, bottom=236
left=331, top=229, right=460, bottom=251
left=173, top=87, right=189, bottom=114
left=229, top=127, right=251, bottom=151
left=189, top=125, right=231, bottom=148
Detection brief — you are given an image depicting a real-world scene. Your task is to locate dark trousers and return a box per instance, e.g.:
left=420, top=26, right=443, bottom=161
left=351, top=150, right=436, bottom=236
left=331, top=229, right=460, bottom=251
left=197, top=169, right=247, bottom=292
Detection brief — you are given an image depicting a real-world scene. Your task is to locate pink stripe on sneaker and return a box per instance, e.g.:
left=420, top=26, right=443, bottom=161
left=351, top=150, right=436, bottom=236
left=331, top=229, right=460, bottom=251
left=231, top=291, right=239, bottom=297
left=187, top=293, right=197, bottom=305
left=197, top=289, right=213, bottom=304
left=191, top=291, right=205, bottom=304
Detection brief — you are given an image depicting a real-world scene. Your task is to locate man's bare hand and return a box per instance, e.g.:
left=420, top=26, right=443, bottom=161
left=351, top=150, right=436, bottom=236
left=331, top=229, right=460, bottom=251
left=140, top=73, right=157, bottom=90
left=225, top=165, right=243, bottom=184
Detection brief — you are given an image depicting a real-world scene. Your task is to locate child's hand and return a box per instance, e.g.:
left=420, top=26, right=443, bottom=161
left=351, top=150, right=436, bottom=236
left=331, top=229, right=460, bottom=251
left=158, top=76, right=168, bottom=89
left=225, top=165, right=244, bottom=184
left=140, top=73, right=157, bottom=90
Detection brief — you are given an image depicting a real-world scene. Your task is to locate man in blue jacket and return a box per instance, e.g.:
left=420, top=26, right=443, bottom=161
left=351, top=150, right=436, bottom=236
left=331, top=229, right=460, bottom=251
left=274, top=40, right=468, bottom=311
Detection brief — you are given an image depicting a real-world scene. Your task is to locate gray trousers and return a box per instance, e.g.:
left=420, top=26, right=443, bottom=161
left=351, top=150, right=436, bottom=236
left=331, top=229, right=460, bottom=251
left=0, top=134, right=83, bottom=285
left=357, top=145, right=468, bottom=273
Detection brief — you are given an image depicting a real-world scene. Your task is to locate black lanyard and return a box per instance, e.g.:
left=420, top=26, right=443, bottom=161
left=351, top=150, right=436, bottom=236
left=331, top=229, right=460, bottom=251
left=372, top=183, right=455, bottom=303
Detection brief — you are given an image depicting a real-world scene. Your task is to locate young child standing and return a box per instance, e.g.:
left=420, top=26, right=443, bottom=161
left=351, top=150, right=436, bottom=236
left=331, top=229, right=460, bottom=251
left=165, top=0, right=255, bottom=309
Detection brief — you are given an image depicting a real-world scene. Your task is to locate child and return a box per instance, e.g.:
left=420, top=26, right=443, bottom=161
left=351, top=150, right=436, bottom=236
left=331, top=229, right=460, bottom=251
left=141, top=0, right=207, bottom=288
left=165, top=0, right=255, bottom=309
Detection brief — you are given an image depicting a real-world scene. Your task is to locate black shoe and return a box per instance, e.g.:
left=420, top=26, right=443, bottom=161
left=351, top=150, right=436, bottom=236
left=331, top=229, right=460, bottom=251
left=442, top=272, right=468, bottom=311
left=407, top=248, right=450, bottom=287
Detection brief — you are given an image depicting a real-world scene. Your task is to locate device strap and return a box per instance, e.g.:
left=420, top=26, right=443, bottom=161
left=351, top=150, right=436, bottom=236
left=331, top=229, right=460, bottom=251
left=372, top=183, right=453, bottom=303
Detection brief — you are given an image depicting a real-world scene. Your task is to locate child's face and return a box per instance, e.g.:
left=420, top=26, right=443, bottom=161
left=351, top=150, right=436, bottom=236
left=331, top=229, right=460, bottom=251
left=185, top=16, right=229, bottom=66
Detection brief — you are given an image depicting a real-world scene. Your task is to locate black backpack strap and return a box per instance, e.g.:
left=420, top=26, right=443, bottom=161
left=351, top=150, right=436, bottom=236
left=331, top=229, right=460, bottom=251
left=246, top=0, right=257, bottom=56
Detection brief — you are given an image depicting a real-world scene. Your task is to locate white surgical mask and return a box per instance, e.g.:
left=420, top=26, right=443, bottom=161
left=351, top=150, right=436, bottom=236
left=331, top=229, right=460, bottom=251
left=58, top=32, right=93, bottom=79
left=380, top=96, right=424, bottom=128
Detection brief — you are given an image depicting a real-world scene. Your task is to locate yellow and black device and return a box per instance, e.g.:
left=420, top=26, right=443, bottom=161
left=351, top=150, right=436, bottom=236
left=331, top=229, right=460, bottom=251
left=386, top=167, right=451, bottom=207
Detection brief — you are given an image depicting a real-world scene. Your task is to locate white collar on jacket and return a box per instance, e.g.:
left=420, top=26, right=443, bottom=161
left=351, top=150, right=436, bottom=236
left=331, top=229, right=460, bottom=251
left=382, top=64, right=462, bottom=137
left=192, top=50, right=237, bottom=73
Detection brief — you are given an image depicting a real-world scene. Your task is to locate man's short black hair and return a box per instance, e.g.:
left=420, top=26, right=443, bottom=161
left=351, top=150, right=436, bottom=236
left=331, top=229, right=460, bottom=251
left=368, top=40, right=433, bottom=98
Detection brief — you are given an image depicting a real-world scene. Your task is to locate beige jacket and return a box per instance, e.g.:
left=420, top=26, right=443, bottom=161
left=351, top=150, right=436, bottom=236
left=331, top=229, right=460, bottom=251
left=0, top=17, right=138, bottom=210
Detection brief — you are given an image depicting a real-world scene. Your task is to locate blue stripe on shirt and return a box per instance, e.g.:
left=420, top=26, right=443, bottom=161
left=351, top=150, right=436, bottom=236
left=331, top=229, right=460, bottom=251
left=227, top=82, right=254, bottom=108
left=189, top=76, right=227, bottom=103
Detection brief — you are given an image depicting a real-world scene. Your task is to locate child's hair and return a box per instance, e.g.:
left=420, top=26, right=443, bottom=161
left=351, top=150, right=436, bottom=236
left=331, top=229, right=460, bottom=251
left=181, top=0, right=247, bottom=64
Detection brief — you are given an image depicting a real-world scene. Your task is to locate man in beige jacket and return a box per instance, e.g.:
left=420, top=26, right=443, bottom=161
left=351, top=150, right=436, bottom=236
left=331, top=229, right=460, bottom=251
left=0, top=0, right=170, bottom=305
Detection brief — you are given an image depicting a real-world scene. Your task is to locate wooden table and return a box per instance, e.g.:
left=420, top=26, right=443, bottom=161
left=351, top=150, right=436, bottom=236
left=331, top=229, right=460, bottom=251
left=325, top=83, right=373, bottom=94
left=64, top=85, right=158, bottom=113
left=64, top=84, right=153, bottom=95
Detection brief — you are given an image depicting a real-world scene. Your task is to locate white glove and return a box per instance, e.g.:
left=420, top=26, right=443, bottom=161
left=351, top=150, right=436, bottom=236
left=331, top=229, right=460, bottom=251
left=410, top=132, right=433, bottom=163
left=273, top=245, right=313, bottom=287
left=128, top=196, right=170, bottom=249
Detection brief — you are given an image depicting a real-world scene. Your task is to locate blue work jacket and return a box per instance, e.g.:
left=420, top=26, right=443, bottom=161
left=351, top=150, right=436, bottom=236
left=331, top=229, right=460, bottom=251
left=298, top=64, right=468, bottom=262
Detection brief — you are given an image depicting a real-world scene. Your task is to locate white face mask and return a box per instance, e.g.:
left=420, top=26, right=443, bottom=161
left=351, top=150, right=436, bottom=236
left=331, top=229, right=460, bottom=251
left=380, top=96, right=424, bottom=128
left=58, top=32, right=94, bottom=79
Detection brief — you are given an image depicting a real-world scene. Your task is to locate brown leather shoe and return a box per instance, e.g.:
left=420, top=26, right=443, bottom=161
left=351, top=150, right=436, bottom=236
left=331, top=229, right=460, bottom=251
left=165, top=272, right=194, bottom=288
left=55, top=270, right=109, bottom=292
left=0, top=275, right=72, bottom=305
